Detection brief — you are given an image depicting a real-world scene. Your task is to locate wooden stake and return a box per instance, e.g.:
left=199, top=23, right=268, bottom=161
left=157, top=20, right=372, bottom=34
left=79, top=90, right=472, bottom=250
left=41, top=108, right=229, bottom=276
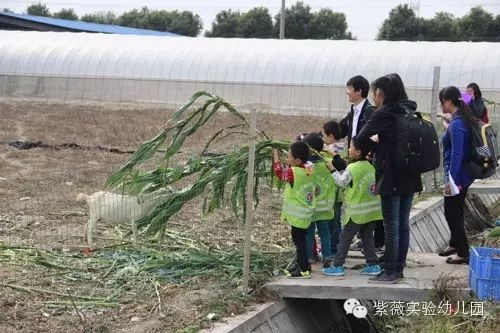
left=242, top=107, right=257, bottom=294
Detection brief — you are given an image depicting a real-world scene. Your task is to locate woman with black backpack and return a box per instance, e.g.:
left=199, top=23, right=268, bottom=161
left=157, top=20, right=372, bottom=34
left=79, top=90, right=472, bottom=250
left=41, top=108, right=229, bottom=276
left=438, top=86, right=475, bottom=265
left=356, top=74, right=423, bottom=284
left=466, top=83, right=488, bottom=123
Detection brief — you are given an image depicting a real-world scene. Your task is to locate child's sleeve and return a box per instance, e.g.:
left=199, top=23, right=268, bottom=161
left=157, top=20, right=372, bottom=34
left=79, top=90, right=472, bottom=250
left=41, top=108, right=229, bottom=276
left=272, top=161, right=294, bottom=183
left=331, top=155, right=347, bottom=171
left=332, top=169, right=352, bottom=188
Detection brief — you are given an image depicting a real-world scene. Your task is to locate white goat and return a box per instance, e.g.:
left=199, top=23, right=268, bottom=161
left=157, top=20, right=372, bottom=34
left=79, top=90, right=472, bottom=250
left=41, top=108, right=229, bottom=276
left=76, top=187, right=172, bottom=248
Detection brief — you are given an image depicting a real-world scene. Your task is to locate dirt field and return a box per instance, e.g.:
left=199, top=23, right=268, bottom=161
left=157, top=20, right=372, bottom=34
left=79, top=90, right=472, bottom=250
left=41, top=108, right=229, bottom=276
left=0, top=100, right=331, bottom=332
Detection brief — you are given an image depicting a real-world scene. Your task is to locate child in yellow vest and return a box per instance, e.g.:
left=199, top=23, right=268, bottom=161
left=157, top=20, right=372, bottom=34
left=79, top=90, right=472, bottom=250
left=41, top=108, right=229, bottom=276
left=272, top=141, right=316, bottom=279
left=324, top=137, right=382, bottom=276
left=303, top=133, right=346, bottom=273
left=321, top=121, right=347, bottom=257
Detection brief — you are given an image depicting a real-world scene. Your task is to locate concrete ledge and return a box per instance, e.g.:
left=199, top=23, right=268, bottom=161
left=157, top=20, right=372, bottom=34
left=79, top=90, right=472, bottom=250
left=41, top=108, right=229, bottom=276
left=409, top=196, right=443, bottom=222
left=202, top=302, right=287, bottom=333
left=266, top=253, right=469, bottom=301
left=203, top=299, right=376, bottom=333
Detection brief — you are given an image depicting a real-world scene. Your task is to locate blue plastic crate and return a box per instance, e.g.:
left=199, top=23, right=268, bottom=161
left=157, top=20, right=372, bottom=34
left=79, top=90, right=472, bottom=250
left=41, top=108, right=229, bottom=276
left=468, top=247, right=500, bottom=301
left=469, top=271, right=500, bottom=301
left=469, top=247, right=500, bottom=280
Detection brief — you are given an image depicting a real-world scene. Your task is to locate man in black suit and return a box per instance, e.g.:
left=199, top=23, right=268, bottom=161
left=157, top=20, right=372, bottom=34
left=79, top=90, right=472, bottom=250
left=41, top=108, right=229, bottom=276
left=338, top=75, right=384, bottom=254
left=339, top=75, right=375, bottom=148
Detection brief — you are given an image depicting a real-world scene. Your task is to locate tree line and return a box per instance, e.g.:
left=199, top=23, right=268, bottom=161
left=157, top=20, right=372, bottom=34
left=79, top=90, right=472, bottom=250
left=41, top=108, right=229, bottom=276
left=205, top=3, right=353, bottom=40
left=24, top=3, right=202, bottom=37
left=22, top=2, right=500, bottom=41
left=378, top=4, right=500, bottom=42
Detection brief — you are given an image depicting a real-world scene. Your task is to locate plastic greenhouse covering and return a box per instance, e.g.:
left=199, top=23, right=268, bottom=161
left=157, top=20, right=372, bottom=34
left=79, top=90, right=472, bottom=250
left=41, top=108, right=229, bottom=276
left=0, top=31, right=499, bottom=116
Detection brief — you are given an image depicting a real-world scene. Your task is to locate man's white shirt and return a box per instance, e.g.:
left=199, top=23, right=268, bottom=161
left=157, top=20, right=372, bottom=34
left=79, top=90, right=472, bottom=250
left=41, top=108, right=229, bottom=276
left=351, top=99, right=366, bottom=138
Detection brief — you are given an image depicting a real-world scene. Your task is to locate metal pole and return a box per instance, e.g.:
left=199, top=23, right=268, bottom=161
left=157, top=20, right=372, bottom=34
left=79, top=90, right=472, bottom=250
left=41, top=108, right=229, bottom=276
left=428, top=66, right=441, bottom=192
left=242, top=107, right=257, bottom=294
left=279, top=0, right=285, bottom=39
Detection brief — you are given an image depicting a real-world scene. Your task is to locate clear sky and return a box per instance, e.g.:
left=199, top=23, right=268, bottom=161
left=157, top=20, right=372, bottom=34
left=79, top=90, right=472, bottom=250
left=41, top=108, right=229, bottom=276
left=3, top=1, right=500, bottom=39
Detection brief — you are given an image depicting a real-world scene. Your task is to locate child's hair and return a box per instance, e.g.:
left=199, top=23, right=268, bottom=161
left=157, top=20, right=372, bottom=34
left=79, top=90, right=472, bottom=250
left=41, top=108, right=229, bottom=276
left=351, top=137, right=370, bottom=160
left=303, top=132, right=324, bottom=152
left=466, top=82, right=482, bottom=99
left=295, top=132, right=308, bottom=141
left=290, top=141, right=310, bottom=164
left=439, top=86, right=476, bottom=129
left=322, top=121, right=341, bottom=139
left=346, top=75, right=370, bottom=98
left=371, top=73, right=408, bottom=104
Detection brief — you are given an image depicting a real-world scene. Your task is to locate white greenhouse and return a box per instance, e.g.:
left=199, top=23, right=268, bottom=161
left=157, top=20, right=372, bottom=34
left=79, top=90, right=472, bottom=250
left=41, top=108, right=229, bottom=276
left=0, top=31, right=499, bottom=116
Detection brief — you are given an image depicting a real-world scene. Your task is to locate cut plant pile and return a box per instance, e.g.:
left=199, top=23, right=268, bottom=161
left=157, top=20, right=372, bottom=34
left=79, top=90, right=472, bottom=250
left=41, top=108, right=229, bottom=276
left=0, top=233, right=289, bottom=331
left=0, top=237, right=286, bottom=298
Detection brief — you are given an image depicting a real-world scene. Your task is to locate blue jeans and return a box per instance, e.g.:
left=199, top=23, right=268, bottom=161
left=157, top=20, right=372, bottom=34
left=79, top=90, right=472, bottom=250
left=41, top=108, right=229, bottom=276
left=329, top=202, right=343, bottom=255
left=306, top=220, right=332, bottom=260
left=381, top=194, right=414, bottom=274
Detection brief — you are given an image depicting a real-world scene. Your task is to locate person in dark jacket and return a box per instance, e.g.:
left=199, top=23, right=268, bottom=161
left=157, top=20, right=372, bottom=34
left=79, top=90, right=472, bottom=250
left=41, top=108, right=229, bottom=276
left=339, top=75, right=375, bottom=149
left=356, top=74, right=423, bottom=284
left=438, top=86, right=475, bottom=265
left=466, top=83, right=487, bottom=123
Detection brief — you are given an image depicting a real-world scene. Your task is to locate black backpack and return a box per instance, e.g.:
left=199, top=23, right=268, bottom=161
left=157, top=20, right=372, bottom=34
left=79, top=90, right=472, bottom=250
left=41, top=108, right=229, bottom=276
left=465, top=122, right=498, bottom=179
left=394, top=109, right=441, bottom=174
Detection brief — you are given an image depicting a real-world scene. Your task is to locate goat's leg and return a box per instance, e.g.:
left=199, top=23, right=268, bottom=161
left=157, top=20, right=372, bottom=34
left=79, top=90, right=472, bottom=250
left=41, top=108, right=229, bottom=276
left=86, top=218, right=98, bottom=249
left=131, top=218, right=138, bottom=246
left=83, top=219, right=90, bottom=245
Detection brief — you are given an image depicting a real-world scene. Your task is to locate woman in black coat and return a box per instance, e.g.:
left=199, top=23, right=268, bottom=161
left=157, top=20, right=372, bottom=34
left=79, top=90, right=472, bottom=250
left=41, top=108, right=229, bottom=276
left=466, top=83, right=487, bottom=123
left=356, top=74, right=422, bottom=284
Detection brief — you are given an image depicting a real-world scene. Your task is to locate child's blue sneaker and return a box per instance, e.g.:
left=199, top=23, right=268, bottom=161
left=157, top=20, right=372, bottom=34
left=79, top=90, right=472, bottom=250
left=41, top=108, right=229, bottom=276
left=322, top=265, right=344, bottom=276
left=361, top=264, right=381, bottom=276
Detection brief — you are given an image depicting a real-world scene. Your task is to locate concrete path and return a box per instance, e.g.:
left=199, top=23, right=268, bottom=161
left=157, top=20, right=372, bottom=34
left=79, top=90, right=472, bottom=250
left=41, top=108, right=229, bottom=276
left=267, top=253, right=469, bottom=301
